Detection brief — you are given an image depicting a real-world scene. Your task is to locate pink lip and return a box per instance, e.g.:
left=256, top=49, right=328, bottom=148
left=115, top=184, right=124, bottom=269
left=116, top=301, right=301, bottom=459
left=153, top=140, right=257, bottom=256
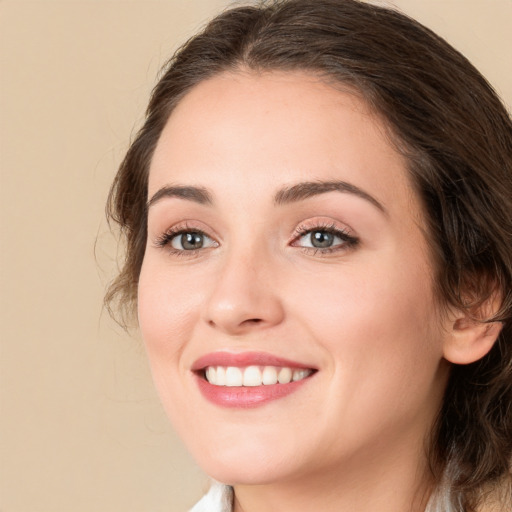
left=191, top=351, right=314, bottom=371
left=191, top=351, right=316, bottom=409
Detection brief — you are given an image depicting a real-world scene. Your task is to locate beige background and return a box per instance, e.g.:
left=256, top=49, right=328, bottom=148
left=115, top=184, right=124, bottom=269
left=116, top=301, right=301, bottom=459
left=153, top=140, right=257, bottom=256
left=1, top=1, right=510, bottom=511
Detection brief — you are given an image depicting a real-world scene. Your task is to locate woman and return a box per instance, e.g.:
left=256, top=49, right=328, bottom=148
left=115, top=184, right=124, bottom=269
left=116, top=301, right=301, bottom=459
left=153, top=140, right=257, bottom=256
left=106, top=1, right=512, bottom=511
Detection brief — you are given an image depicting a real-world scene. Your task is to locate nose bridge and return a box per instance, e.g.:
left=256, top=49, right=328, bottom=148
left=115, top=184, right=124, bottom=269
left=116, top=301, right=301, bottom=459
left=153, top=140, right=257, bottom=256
left=203, top=237, right=284, bottom=334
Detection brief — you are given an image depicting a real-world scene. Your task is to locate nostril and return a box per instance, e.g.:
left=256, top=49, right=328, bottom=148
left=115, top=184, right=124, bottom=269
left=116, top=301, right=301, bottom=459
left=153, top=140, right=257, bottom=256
left=208, top=317, right=262, bottom=326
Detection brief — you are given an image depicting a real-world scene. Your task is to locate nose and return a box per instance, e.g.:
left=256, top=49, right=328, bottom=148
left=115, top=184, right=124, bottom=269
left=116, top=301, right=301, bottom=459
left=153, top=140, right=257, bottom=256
left=202, top=247, right=285, bottom=336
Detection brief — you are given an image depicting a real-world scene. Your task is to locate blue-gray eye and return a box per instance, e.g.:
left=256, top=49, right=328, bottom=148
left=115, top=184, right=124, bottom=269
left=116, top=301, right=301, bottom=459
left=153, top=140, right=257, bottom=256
left=299, top=230, right=340, bottom=249
left=310, top=231, right=335, bottom=248
left=171, top=232, right=215, bottom=250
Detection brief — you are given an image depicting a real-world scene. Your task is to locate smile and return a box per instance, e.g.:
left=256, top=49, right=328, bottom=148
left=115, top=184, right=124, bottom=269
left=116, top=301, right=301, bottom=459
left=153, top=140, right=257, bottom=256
left=192, top=352, right=317, bottom=408
left=204, top=365, right=313, bottom=387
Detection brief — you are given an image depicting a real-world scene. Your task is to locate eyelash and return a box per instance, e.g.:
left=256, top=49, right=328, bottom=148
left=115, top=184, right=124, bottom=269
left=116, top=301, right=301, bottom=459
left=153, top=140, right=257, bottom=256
left=292, top=222, right=359, bottom=255
left=154, top=223, right=215, bottom=258
left=153, top=222, right=359, bottom=257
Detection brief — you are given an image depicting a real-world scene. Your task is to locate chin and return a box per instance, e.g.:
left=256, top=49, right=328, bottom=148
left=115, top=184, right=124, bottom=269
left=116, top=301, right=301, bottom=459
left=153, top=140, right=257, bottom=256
left=201, top=460, right=292, bottom=487
left=183, top=433, right=300, bottom=486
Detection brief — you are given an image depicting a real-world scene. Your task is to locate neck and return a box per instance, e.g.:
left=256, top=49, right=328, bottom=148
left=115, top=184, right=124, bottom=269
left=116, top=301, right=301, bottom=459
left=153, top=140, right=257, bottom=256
left=232, top=433, right=435, bottom=512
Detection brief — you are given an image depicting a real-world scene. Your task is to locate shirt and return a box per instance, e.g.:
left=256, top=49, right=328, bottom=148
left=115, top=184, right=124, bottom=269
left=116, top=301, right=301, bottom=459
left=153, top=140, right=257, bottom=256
left=189, top=482, right=233, bottom=512
left=188, top=481, right=452, bottom=512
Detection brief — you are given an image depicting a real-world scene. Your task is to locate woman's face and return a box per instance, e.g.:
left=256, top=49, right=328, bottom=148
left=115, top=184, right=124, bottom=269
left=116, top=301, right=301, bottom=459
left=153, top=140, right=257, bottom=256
left=138, top=71, right=450, bottom=485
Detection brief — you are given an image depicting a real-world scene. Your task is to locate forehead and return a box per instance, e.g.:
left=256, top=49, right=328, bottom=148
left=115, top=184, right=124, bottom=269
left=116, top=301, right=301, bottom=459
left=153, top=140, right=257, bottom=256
left=148, top=70, right=420, bottom=220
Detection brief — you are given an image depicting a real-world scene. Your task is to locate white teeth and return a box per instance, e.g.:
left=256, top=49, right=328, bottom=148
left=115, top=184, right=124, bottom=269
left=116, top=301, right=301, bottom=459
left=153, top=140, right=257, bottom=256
left=262, top=366, right=278, bottom=385
left=216, top=366, right=226, bottom=385
left=293, top=369, right=308, bottom=381
left=243, top=366, right=262, bottom=387
left=225, top=367, right=243, bottom=387
left=204, top=365, right=312, bottom=387
left=277, top=367, right=292, bottom=384
left=206, top=366, right=216, bottom=384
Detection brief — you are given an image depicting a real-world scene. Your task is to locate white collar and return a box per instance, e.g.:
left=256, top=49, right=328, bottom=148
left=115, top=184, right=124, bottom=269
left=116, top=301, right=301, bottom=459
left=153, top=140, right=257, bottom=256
left=189, top=482, right=233, bottom=512
left=188, top=480, right=448, bottom=512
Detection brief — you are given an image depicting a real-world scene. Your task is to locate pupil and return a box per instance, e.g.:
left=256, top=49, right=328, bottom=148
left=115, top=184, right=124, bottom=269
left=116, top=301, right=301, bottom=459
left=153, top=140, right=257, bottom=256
left=182, top=232, right=203, bottom=250
left=311, top=231, right=334, bottom=248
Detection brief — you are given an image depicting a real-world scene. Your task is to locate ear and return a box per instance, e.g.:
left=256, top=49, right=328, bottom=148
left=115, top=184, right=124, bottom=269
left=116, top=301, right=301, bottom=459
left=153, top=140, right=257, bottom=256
left=443, top=295, right=503, bottom=365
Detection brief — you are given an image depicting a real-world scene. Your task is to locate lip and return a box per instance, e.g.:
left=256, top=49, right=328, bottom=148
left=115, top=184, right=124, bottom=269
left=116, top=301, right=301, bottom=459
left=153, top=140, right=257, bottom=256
left=191, top=351, right=314, bottom=371
left=192, top=351, right=317, bottom=408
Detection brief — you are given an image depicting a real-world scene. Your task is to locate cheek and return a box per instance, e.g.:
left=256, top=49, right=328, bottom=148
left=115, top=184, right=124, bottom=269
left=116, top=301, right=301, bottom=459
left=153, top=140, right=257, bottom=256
left=289, top=258, right=446, bottom=452
left=301, top=261, right=436, bottom=332
left=137, top=258, right=202, bottom=364
left=137, top=258, right=206, bottom=427
left=292, top=250, right=443, bottom=385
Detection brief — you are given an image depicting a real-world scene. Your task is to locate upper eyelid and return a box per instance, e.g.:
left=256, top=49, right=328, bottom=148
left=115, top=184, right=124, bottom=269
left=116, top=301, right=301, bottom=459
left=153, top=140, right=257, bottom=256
left=295, top=223, right=348, bottom=235
left=291, top=219, right=356, bottom=237
left=153, top=220, right=220, bottom=240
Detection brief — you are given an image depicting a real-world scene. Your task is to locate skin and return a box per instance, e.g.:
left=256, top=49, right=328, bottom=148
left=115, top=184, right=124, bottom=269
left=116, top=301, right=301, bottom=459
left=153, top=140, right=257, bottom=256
left=138, top=71, right=455, bottom=512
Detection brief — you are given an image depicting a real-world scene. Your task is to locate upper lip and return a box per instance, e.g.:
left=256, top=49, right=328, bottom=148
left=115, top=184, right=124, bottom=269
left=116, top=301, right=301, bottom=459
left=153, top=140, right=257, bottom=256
left=191, top=351, right=316, bottom=371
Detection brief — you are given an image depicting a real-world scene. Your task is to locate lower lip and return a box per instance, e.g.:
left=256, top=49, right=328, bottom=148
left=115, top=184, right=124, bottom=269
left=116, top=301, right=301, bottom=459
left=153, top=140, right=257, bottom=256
left=195, top=374, right=312, bottom=408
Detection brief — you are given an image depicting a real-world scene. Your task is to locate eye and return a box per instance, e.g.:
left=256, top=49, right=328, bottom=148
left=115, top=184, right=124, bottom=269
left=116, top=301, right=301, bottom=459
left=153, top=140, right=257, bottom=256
left=301, top=230, right=338, bottom=249
left=155, top=227, right=218, bottom=254
left=171, top=231, right=214, bottom=251
left=292, top=224, right=358, bottom=253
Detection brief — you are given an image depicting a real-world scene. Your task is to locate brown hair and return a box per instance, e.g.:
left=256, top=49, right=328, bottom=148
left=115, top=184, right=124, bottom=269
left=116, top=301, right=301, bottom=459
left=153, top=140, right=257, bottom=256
left=106, top=1, right=512, bottom=509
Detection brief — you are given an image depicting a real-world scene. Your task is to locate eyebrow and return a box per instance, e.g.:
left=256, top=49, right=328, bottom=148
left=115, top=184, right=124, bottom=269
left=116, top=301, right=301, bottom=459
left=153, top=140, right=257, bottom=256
left=147, top=180, right=386, bottom=215
left=274, top=180, right=387, bottom=214
left=147, top=185, right=213, bottom=209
